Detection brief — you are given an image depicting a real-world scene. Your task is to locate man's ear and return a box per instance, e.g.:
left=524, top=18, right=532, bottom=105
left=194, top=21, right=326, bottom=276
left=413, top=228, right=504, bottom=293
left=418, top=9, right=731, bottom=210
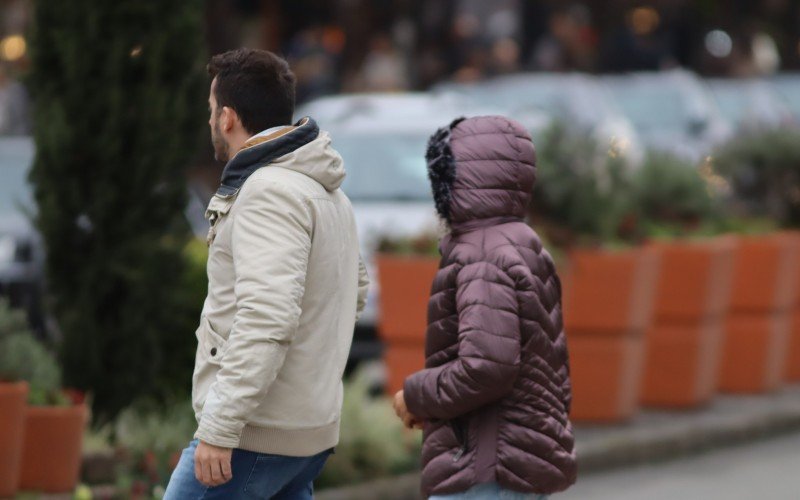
left=220, top=106, right=238, bottom=132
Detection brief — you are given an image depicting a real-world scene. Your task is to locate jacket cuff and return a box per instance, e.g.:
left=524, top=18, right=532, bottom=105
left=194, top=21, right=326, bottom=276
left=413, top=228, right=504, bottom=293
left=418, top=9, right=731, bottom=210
left=404, top=368, right=438, bottom=420
left=194, top=416, right=242, bottom=449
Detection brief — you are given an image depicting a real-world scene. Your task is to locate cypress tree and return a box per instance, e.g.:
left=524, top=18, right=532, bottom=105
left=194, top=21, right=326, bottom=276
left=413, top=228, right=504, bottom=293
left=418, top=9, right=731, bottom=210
left=27, top=1, right=206, bottom=422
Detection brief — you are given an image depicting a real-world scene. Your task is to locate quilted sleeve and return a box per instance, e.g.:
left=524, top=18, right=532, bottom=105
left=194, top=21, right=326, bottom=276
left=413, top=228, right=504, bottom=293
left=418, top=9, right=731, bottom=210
left=404, top=261, right=521, bottom=421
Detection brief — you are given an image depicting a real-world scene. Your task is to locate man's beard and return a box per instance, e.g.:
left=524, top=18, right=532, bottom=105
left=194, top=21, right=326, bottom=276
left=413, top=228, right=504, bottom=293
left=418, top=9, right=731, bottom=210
left=212, top=119, right=230, bottom=162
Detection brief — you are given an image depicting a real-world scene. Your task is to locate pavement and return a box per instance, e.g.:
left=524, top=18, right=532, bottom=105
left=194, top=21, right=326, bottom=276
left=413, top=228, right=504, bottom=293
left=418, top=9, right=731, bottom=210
left=317, top=385, right=800, bottom=500
left=558, top=431, right=800, bottom=499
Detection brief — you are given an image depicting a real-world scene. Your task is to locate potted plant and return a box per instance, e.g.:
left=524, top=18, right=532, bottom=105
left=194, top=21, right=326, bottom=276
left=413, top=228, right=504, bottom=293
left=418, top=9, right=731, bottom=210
left=714, top=131, right=800, bottom=389
left=375, top=232, right=441, bottom=394
left=1, top=313, right=88, bottom=493
left=533, top=124, right=659, bottom=422
left=630, top=154, right=735, bottom=408
left=0, top=301, right=32, bottom=497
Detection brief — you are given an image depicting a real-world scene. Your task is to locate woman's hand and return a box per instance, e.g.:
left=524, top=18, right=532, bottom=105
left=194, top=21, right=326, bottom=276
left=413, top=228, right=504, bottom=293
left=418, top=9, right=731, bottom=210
left=393, top=390, right=424, bottom=429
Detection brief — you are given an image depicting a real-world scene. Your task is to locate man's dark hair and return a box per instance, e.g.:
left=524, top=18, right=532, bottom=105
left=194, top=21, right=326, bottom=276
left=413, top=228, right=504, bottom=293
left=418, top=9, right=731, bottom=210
left=208, top=48, right=296, bottom=134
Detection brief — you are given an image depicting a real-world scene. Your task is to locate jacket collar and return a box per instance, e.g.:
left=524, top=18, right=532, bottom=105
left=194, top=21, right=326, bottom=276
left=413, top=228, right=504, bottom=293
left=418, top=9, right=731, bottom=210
left=215, top=117, right=320, bottom=197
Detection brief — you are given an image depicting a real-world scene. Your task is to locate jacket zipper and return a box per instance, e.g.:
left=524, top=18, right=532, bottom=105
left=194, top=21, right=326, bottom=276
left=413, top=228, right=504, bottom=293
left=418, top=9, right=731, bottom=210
left=450, top=420, right=468, bottom=462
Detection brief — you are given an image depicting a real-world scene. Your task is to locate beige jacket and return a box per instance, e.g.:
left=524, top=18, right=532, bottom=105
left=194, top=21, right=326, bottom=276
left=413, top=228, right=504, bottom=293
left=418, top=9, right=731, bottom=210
left=192, top=127, right=368, bottom=456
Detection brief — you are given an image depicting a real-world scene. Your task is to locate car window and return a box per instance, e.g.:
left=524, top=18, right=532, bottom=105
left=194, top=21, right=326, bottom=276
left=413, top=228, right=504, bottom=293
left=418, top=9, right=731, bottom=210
left=771, top=79, right=800, bottom=118
left=608, top=82, right=690, bottom=135
left=333, top=132, right=431, bottom=201
left=0, top=138, right=34, bottom=214
left=711, top=86, right=747, bottom=125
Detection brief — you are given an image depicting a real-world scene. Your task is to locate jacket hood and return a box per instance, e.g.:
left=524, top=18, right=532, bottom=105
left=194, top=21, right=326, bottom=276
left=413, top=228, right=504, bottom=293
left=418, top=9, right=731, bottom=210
left=426, top=116, right=536, bottom=231
left=216, top=117, right=345, bottom=196
left=272, top=130, right=345, bottom=192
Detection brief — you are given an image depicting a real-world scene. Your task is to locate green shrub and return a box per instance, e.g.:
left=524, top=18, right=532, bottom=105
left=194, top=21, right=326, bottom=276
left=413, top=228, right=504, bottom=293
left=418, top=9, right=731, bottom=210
left=713, top=128, right=800, bottom=228
left=317, top=368, right=421, bottom=489
left=532, top=122, right=635, bottom=247
left=632, top=152, right=721, bottom=238
left=28, top=0, right=206, bottom=422
left=0, top=300, right=65, bottom=405
left=82, top=398, right=196, bottom=493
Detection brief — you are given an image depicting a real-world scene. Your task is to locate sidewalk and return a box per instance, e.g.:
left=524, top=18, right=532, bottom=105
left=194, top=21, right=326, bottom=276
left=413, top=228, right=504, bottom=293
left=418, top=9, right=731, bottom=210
left=317, top=385, right=800, bottom=500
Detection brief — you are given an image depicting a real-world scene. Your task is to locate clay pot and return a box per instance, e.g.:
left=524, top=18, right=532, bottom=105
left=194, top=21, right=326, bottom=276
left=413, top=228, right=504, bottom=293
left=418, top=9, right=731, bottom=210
left=789, top=309, right=800, bottom=382
left=376, top=254, right=439, bottom=394
left=719, top=234, right=799, bottom=393
left=19, top=404, right=88, bottom=493
left=783, top=232, right=800, bottom=382
left=640, top=238, right=734, bottom=408
left=0, top=382, right=28, bottom=498
left=562, top=247, right=659, bottom=422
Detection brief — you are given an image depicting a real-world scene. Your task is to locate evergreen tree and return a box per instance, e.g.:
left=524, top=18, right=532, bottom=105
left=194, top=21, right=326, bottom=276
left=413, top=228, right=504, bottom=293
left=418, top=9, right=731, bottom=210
left=27, top=1, right=206, bottom=422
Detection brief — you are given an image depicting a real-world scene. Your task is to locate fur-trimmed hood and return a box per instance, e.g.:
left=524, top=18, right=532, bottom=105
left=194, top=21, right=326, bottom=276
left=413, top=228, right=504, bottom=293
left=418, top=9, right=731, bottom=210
left=425, top=116, right=537, bottom=231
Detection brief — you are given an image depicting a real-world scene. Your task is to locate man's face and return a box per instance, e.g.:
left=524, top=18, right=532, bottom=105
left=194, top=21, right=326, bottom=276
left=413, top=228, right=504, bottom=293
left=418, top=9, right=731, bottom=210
left=209, top=78, right=230, bottom=162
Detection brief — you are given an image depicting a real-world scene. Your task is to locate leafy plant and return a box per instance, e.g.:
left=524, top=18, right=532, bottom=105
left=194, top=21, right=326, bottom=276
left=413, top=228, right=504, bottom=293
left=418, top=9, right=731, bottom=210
left=80, top=397, right=196, bottom=494
left=0, top=300, right=66, bottom=405
left=531, top=122, right=635, bottom=248
left=317, top=366, right=421, bottom=489
left=632, top=152, right=721, bottom=238
left=713, top=128, right=800, bottom=228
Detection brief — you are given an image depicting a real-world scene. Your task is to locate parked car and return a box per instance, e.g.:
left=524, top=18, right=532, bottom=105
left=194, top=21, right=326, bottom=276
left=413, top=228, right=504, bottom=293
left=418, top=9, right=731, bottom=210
left=0, top=136, right=44, bottom=335
left=299, top=93, right=527, bottom=360
left=603, top=70, right=732, bottom=162
left=434, top=73, right=645, bottom=166
left=770, top=73, right=800, bottom=122
left=707, top=78, right=795, bottom=131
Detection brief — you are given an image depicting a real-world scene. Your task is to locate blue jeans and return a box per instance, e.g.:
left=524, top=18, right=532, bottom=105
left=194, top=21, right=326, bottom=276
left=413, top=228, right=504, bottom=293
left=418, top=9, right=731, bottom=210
left=429, top=482, right=549, bottom=500
left=163, top=439, right=332, bottom=499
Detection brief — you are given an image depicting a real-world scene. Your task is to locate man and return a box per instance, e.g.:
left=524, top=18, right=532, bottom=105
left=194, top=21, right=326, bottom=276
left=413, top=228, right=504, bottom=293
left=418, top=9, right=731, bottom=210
left=165, top=48, right=368, bottom=499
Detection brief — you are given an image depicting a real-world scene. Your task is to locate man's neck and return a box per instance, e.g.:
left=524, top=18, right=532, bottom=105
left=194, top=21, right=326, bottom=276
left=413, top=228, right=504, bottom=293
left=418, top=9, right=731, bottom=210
left=227, top=131, right=250, bottom=156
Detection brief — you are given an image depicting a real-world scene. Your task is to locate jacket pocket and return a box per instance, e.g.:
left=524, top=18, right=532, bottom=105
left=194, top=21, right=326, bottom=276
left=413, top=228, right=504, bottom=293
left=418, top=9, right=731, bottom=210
left=199, top=316, right=228, bottom=366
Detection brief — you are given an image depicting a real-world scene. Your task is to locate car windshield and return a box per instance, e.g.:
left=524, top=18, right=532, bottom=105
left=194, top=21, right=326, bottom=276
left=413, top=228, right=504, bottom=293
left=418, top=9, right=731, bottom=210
left=771, top=78, right=800, bottom=117
left=711, top=91, right=744, bottom=124
left=608, top=82, right=693, bottom=135
left=334, top=131, right=432, bottom=201
left=0, top=138, right=34, bottom=215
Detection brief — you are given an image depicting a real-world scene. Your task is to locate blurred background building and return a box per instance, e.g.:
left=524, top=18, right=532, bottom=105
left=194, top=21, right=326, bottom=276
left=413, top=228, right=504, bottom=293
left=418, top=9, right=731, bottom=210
left=3, top=0, right=800, bottom=101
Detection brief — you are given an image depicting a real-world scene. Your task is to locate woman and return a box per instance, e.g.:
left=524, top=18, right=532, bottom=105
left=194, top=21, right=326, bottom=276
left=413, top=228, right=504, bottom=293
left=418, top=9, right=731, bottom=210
left=394, top=116, right=577, bottom=499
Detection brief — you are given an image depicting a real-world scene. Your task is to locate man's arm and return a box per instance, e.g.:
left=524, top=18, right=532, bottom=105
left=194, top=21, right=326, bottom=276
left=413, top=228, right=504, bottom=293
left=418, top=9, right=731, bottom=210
left=195, top=179, right=312, bottom=447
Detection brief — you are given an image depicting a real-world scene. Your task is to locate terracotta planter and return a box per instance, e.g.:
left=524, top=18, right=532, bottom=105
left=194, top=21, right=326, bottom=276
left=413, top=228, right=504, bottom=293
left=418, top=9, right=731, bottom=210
left=562, top=247, right=659, bottom=422
left=784, top=232, right=800, bottom=382
left=376, top=254, right=439, bottom=394
left=790, top=309, right=800, bottom=382
left=640, top=238, right=734, bottom=408
left=0, top=382, right=28, bottom=498
left=19, top=404, right=88, bottom=493
left=719, top=234, right=800, bottom=393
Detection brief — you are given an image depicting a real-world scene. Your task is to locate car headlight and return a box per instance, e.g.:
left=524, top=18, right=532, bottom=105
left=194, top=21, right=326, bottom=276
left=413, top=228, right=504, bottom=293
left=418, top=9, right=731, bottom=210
left=0, top=235, right=16, bottom=265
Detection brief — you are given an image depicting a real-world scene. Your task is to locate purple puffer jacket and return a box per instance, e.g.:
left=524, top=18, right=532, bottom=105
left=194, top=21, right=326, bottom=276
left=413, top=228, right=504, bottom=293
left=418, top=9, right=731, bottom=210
left=403, top=116, right=577, bottom=497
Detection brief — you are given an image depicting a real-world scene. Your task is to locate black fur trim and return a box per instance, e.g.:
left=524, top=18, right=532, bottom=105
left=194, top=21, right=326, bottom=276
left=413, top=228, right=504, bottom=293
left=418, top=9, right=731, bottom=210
left=426, top=117, right=465, bottom=223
